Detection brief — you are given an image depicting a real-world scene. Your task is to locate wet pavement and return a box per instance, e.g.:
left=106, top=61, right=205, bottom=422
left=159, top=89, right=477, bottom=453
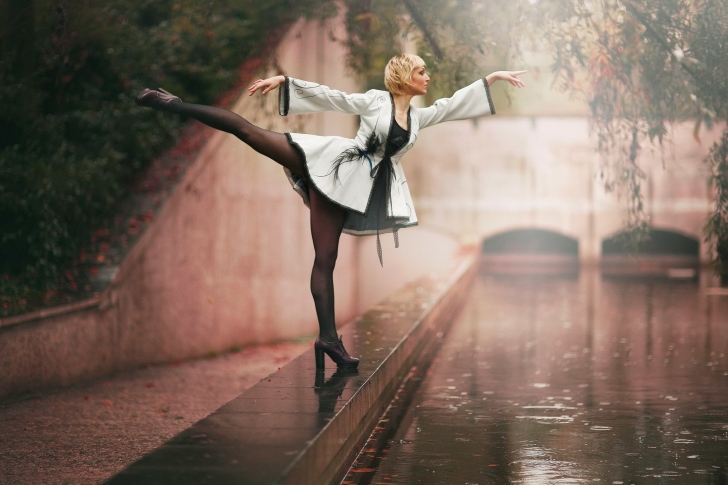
left=0, top=340, right=310, bottom=485
left=105, top=262, right=474, bottom=484
left=355, top=270, right=728, bottom=484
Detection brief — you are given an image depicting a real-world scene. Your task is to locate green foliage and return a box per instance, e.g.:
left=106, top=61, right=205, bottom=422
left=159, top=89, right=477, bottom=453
left=705, top=129, right=728, bottom=282
left=0, top=0, right=336, bottom=316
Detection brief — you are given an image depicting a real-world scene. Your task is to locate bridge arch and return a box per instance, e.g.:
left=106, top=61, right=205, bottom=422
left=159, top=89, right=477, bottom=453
left=600, top=227, right=700, bottom=278
left=480, top=228, right=579, bottom=274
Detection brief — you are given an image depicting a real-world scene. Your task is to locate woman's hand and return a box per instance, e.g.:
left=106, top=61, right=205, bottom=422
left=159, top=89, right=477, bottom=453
left=485, top=70, right=527, bottom=88
left=247, top=75, right=285, bottom=96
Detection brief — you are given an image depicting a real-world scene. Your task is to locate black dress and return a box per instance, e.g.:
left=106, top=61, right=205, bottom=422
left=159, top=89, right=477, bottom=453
left=343, top=120, right=410, bottom=264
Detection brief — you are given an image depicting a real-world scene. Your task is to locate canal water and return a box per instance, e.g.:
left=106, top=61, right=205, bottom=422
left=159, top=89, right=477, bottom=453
left=363, top=270, right=728, bottom=484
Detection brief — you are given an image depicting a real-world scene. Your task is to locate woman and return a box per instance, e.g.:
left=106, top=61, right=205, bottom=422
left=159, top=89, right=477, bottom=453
left=136, top=53, right=526, bottom=370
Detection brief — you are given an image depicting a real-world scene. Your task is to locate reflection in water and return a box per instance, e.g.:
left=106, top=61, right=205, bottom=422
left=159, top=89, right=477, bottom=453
left=314, top=368, right=359, bottom=427
left=364, top=270, right=728, bottom=483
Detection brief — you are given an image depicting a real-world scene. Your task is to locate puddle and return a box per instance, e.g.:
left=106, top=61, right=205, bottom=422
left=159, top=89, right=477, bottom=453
left=357, top=270, right=728, bottom=484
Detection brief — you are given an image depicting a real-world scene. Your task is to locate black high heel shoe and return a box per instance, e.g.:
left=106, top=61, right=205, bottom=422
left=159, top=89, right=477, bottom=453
left=314, top=336, right=359, bottom=369
left=135, top=88, right=181, bottom=110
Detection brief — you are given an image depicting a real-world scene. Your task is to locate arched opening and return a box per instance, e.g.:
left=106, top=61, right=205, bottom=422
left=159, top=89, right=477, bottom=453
left=601, top=229, right=699, bottom=278
left=481, top=228, right=579, bottom=274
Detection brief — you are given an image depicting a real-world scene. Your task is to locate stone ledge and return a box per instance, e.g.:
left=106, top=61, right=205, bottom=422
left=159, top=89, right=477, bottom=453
left=0, top=298, right=100, bottom=329
left=104, top=254, right=478, bottom=485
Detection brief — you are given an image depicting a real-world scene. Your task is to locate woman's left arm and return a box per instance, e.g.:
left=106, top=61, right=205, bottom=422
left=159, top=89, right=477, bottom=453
left=417, top=70, right=526, bottom=130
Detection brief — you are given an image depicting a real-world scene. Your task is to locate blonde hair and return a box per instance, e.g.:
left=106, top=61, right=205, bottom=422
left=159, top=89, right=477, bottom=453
left=384, top=53, right=425, bottom=95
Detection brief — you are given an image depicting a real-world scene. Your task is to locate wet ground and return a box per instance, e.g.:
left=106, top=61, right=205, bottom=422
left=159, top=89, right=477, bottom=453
left=360, top=270, right=728, bottom=484
left=0, top=340, right=310, bottom=485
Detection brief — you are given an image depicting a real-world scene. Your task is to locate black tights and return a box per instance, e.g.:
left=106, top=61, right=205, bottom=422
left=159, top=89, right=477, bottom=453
left=165, top=100, right=345, bottom=342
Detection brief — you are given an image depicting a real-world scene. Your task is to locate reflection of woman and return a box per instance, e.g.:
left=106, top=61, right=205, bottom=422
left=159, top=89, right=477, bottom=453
left=136, top=54, right=525, bottom=370
left=314, top=368, right=360, bottom=427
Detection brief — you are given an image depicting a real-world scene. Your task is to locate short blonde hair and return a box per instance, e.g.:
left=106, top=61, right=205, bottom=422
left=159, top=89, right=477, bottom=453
left=384, top=53, right=425, bottom=95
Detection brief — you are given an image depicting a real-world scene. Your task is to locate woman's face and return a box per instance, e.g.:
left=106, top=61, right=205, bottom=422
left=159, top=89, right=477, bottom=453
left=406, top=64, right=429, bottom=96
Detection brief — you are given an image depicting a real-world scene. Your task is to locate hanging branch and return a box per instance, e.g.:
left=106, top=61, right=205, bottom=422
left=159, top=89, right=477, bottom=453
left=400, top=0, right=443, bottom=60
left=621, top=0, right=699, bottom=80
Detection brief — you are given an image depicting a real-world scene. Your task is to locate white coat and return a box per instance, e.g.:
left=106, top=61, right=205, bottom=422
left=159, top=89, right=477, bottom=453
left=278, top=76, right=495, bottom=254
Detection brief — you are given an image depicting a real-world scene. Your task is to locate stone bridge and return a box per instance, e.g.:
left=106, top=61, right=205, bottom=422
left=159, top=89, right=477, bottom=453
left=405, top=116, right=721, bottom=274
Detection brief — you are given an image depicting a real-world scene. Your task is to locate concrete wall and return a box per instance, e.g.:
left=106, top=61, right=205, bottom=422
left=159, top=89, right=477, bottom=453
left=0, top=17, right=462, bottom=401
left=406, top=116, right=721, bottom=263
left=102, top=19, right=360, bottom=365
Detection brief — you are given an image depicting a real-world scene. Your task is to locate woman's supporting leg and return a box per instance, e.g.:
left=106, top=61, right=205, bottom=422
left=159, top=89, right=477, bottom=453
left=308, top=185, right=347, bottom=343
left=161, top=99, right=306, bottom=176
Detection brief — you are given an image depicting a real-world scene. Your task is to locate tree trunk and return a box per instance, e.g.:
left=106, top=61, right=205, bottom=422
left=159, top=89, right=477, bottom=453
left=2, top=0, right=36, bottom=76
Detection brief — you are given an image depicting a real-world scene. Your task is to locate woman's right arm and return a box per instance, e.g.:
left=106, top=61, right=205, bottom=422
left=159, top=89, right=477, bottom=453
left=248, top=75, right=376, bottom=117
left=248, top=76, right=285, bottom=96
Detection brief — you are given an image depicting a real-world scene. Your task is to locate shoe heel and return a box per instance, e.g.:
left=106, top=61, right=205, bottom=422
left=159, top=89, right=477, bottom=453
left=135, top=88, right=151, bottom=105
left=315, top=348, right=325, bottom=369
left=158, top=87, right=175, bottom=96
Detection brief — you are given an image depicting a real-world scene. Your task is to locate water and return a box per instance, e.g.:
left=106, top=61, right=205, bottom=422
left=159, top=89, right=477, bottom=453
left=360, top=271, right=728, bottom=484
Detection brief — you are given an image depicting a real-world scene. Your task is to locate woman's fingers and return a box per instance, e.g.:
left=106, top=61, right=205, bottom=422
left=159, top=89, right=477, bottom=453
left=505, top=71, right=526, bottom=88
left=247, top=76, right=284, bottom=96
left=248, top=79, right=268, bottom=96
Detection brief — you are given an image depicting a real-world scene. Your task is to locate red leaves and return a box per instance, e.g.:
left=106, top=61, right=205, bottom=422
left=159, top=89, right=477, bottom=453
left=141, top=210, right=154, bottom=224
left=127, top=218, right=139, bottom=235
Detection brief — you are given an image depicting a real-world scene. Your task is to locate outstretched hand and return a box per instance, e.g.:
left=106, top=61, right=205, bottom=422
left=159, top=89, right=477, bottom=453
left=247, top=75, right=285, bottom=96
left=486, top=70, right=527, bottom=88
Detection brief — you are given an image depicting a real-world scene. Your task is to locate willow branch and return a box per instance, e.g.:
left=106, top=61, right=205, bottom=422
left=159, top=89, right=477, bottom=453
left=400, top=0, right=443, bottom=60
left=621, top=0, right=698, bottom=80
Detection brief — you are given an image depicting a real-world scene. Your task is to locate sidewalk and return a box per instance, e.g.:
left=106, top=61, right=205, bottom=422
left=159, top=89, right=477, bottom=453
left=0, top=339, right=312, bottom=485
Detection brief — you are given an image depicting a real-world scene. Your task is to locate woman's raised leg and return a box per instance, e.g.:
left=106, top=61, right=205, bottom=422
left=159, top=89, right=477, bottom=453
left=137, top=89, right=305, bottom=176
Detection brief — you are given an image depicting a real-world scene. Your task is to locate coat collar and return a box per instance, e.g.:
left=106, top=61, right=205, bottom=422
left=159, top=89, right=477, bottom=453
left=387, top=92, right=412, bottom=158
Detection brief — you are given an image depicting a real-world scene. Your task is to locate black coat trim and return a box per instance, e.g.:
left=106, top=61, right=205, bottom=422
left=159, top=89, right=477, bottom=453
left=278, top=76, right=290, bottom=116
left=284, top=132, right=367, bottom=215
left=481, top=78, right=496, bottom=115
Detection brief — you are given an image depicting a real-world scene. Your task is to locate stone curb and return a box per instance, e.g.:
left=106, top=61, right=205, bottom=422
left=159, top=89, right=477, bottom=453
left=104, top=254, right=478, bottom=484
left=0, top=298, right=100, bottom=329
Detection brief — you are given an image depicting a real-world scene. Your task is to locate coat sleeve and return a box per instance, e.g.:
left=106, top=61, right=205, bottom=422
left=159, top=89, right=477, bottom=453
left=416, top=79, right=495, bottom=130
left=278, top=76, right=377, bottom=116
